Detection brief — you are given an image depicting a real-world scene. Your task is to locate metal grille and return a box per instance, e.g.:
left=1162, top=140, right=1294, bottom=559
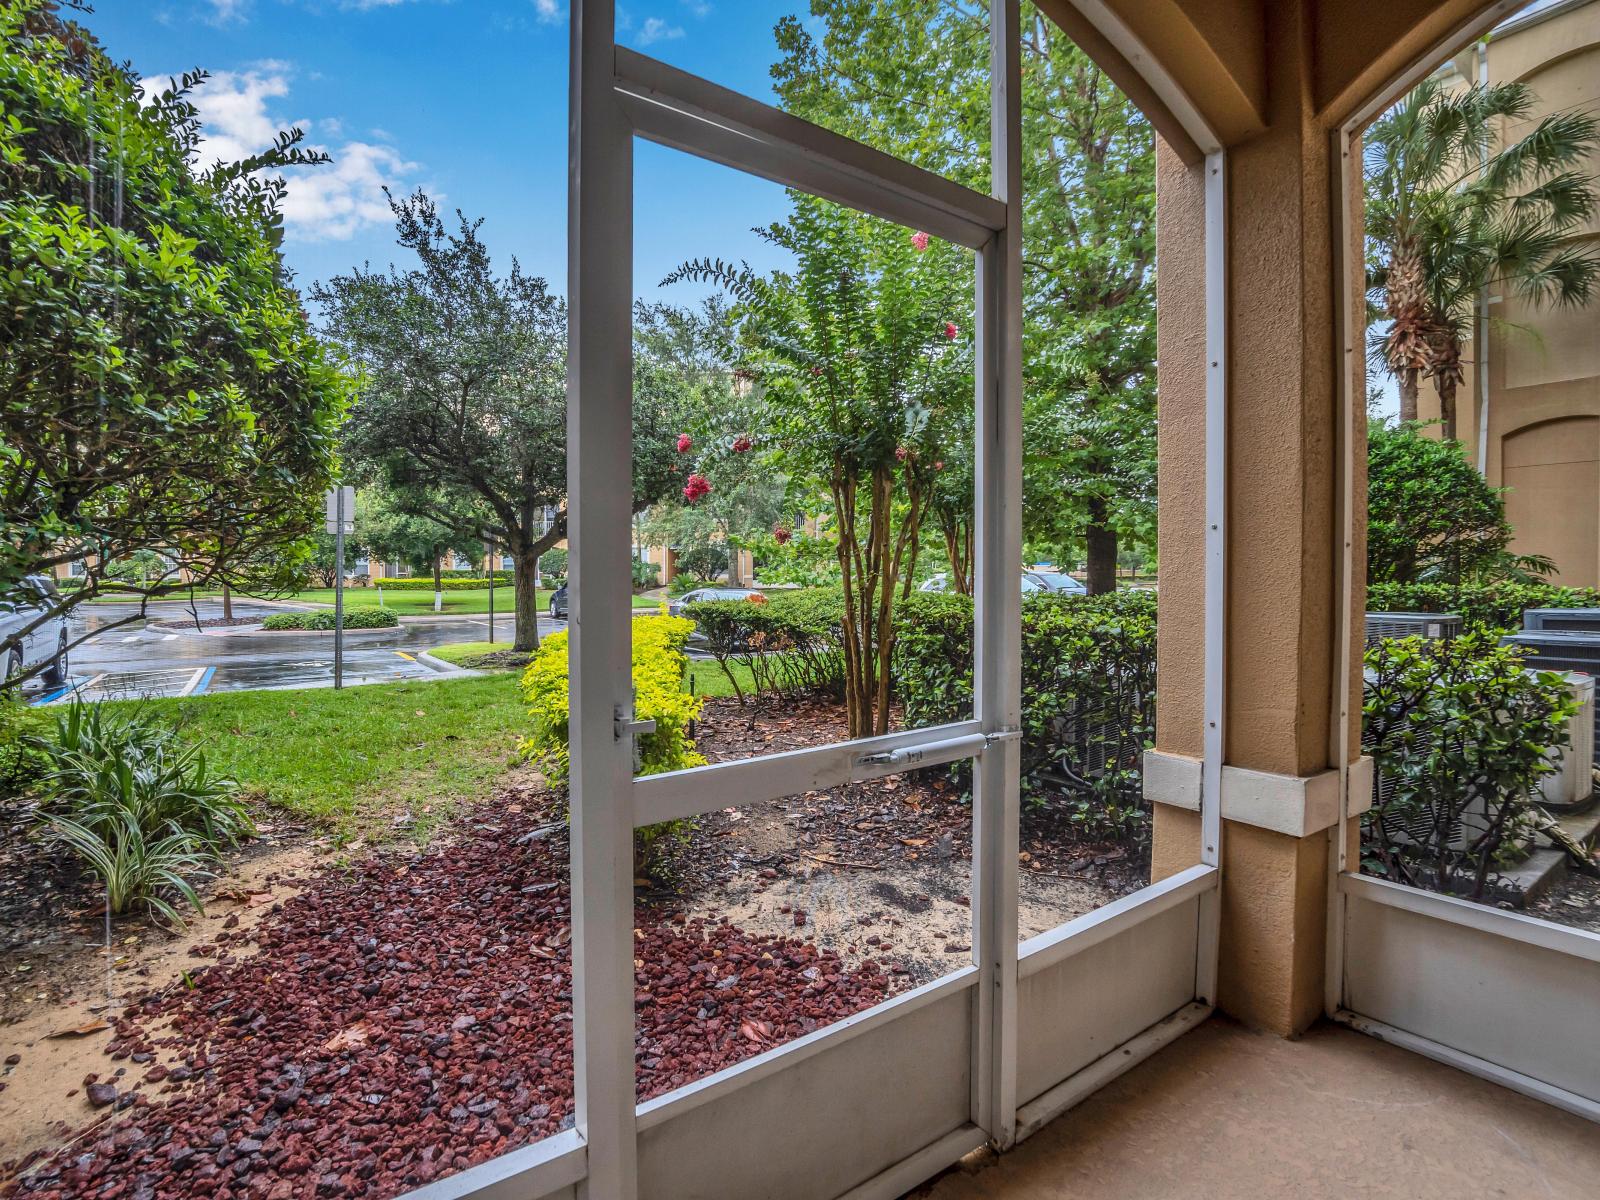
left=1502, top=631, right=1600, bottom=769
left=1364, top=611, right=1464, bottom=646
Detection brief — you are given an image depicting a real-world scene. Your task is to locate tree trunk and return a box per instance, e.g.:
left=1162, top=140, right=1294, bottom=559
left=1398, top=367, right=1419, bottom=424
left=1436, top=372, right=1457, bottom=441
left=221, top=583, right=233, bottom=622
left=513, top=550, right=541, bottom=652
left=1084, top=498, right=1118, bottom=596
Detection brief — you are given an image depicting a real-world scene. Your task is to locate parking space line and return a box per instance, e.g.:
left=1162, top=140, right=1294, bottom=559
left=394, top=651, right=416, bottom=662
left=161, top=633, right=179, bottom=642
left=176, top=666, right=215, bottom=697
left=120, top=634, right=141, bottom=643
left=34, top=673, right=104, bottom=706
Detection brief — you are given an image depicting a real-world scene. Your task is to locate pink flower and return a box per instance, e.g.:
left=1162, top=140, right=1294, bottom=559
left=683, top=473, right=712, bottom=502
left=676, top=433, right=692, bottom=454
left=911, top=230, right=930, bottom=252
left=732, top=435, right=752, bottom=454
left=772, top=524, right=792, bottom=545
left=894, top=446, right=910, bottom=462
left=944, top=322, right=959, bottom=340
left=934, top=460, right=945, bottom=471
left=810, top=365, right=823, bottom=377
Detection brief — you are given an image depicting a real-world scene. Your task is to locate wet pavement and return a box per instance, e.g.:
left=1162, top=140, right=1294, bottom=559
left=25, top=600, right=557, bottom=704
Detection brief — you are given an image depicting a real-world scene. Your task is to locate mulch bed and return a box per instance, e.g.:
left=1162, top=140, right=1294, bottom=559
left=672, top=694, right=1149, bottom=895
left=148, top=618, right=261, bottom=631
left=1, top=798, right=892, bottom=1200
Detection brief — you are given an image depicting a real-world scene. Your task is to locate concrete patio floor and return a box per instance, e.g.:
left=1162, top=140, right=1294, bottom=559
left=912, top=1017, right=1600, bottom=1200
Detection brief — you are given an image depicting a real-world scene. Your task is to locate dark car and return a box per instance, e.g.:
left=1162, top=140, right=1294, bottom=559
left=549, top=583, right=569, bottom=620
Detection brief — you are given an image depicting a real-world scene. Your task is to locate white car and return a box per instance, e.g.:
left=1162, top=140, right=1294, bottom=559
left=1, top=574, right=70, bottom=689
left=918, top=571, right=1088, bottom=596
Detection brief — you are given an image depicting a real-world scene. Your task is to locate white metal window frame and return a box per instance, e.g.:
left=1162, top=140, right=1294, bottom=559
left=1326, top=0, right=1600, bottom=1125
left=404, top=3, right=1230, bottom=1197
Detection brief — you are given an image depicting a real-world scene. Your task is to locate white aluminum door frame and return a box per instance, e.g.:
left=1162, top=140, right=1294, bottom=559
left=570, top=5, right=1025, bottom=1194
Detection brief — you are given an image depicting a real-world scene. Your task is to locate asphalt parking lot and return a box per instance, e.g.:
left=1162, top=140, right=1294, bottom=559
left=25, top=600, right=557, bottom=704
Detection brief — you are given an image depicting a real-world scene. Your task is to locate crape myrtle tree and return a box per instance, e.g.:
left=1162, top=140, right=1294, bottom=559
left=772, top=0, right=1156, bottom=595
left=1365, top=76, right=1600, bottom=434
left=316, top=191, right=685, bottom=651
left=669, top=197, right=973, bottom=737
left=0, top=0, right=348, bottom=677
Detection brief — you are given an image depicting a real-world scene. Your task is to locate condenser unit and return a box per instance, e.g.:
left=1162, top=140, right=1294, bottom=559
left=1536, top=672, right=1595, bottom=811
left=1522, top=608, right=1600, bottom=635
left=1364, top=611, right=1464, bottom=646
left=1502, top=630, right=1600, bottom=771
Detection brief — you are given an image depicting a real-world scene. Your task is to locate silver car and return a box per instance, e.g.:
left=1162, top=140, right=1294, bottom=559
left=1, top=574, right=70, bottom=689
left=667, top=586, right=764, bottom=618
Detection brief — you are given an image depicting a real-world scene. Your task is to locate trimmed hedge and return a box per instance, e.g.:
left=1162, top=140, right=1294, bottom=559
left=369, top=577, right=507, bottom=592
left=894, top=590, right=1158, bottom=845
left=261, top=608, right=399, bottom=631
left=684, top=589, right=846, bottom=703
left=1367, top=581, right=1600, bottom=633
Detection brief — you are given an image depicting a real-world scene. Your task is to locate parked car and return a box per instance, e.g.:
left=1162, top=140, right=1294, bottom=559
left=918, top=571, right=1088, bottom=596
left=1024, top=569, right=1088, bottom=595
left=668, top=586, right=764, bottom=618
left=1, top=574, right=70, bottom=688
left=549, top=583, right=569, bottom=620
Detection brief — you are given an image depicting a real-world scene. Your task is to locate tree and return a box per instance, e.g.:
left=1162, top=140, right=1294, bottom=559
left=771, top=1, right=1156, bottom=595
left=0, top=0, right=348, bottom=676
left=669, top=197, right=973, bottom=737
left=1367, top=420, right=1512, bottom=585
left=316, top=191, right=686, bottom=650
left=1365, top=75, right=1600, bottom=434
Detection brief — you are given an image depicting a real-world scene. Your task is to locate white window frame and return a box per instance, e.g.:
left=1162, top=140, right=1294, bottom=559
left=409, top=3, right=1230, bottom=1197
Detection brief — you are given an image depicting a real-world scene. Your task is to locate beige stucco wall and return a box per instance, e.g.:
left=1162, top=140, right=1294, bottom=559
left=1420, top=0, right=1600, bottom=586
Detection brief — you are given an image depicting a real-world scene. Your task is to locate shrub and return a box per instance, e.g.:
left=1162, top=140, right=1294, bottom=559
left=1366, top=581, right=1600, bottom=633
left=893, top=590, right=1158, bottom=847
left=1362, top=633, right=1578, bottom=900
left=0, top=695, right=48, bottom=800
left=685, top=589, right=845, bottom=704
left=676, top=544, right=729, bottom=583
left=261, top=608, right=398, bottom=631
left=520, top=614, right=705, bottom=784
left=520, top=615, right=703, bottom=868
left=632, top=558, right=660, bottom=590
left=34, top=701, right=249, bottom=921
left=1368, top=422, right=1512, bottom=585
left=370, top=577, right=498, bottom=592
left=539, top=548, right=568, bottom=579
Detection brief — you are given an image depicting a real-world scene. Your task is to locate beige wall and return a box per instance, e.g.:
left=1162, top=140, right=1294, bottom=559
left=1420, top=0, right=1600, bottom=586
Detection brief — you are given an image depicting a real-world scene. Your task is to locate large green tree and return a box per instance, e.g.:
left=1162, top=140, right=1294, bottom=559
left=771, top=0, right=1156, bottom=594
left=669, top=197, right=973, bottom=737
left=0, top=0, right=348, bottom=673
left=1365, top=75, right=1600, bottom=435
left=316, top=191, right=686, bottom=650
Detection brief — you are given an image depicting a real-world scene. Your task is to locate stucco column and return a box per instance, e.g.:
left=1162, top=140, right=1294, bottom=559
left=1148, top=0, right=1363, bottom=1036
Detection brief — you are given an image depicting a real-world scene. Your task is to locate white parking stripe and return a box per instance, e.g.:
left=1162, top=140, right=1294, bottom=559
left=120, top=634, right=141, bottom=643
left=161, top=634, right=178, bottom=642
left=176, top=667, right=208, bottom=697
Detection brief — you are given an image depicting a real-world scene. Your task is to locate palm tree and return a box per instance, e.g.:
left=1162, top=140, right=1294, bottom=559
left=1366, top=74, right=1600, bottom=437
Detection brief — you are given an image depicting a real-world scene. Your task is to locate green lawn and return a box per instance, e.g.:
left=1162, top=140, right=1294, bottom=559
left=110, top=674, right=529, bottom=843
left=285, top=588, right=666, bottom=615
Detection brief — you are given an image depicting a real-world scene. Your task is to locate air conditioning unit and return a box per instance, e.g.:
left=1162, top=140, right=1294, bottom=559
left=1537, top=672, right=1595, bottom=811
left=1501, top=630, right=1600, bottom=771
left=1523, top=608, right=1600, bottom=635
left=1364, top=611, right=1464, bottom=647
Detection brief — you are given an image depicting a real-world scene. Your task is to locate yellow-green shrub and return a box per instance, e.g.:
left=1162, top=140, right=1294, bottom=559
left=519, top=613, right=705, bottom=784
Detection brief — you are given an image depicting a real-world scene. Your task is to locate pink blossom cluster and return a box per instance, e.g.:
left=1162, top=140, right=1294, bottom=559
left=683, top=473, right=712, bottom=503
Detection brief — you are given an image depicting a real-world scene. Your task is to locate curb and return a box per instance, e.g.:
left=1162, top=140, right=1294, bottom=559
left=415, top=650, right=480, bottom=676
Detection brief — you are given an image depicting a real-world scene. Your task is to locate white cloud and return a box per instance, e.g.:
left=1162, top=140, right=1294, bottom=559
left=681, top=0, right=711, bottom=17
left=634, top=16, right=684, bottom=46
left=152, top=65, right=423, bottom=243
left=532, top=0, right=564, bottom=23
left=205, top=0, right=251, bottom=25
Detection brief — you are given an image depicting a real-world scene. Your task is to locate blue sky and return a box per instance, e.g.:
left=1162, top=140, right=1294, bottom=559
left=88, top=1, right=814, bottom=305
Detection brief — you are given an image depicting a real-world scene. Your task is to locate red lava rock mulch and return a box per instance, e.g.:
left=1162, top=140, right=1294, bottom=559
left=1, top=802, right=893, bottom=1200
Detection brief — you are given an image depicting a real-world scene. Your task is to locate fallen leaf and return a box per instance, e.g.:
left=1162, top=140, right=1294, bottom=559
left=48, top=1019, right=110, bottom=1038
left=899, top=837, right=928, bottom=847
left=322, top=1023, right=372, bottom=1052
left=246, top=893, right=274, bottom=907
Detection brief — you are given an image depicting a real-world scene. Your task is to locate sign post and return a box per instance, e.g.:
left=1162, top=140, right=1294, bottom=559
left=487, top=538, right=496, bottom=645
left=325, top=486, right=356, bottom=689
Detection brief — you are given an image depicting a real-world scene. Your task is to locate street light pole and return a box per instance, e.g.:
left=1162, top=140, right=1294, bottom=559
left=487, top=538, right=495, bottom=645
